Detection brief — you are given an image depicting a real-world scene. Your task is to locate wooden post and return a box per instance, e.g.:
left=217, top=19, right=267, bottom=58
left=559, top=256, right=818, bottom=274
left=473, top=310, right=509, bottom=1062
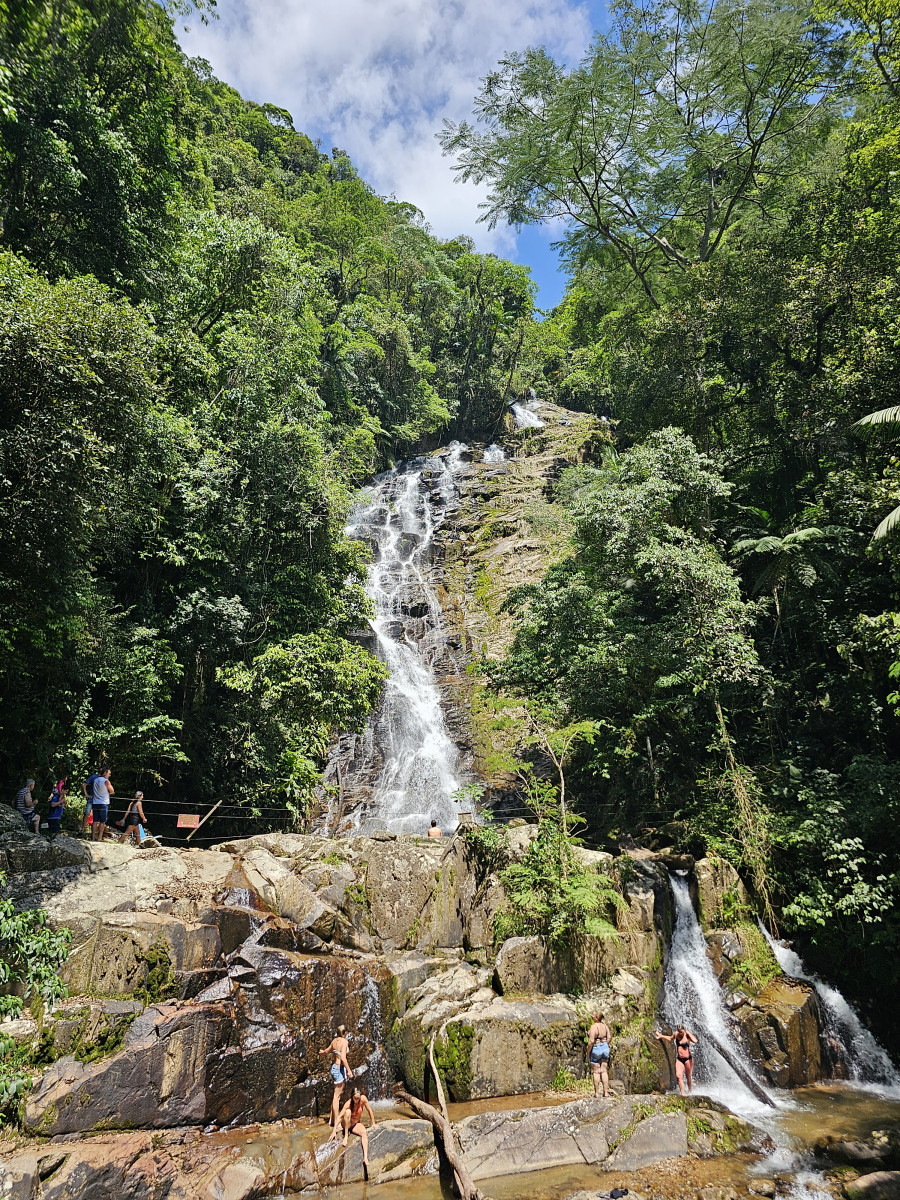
left=186, top=799, right=222, bottom=842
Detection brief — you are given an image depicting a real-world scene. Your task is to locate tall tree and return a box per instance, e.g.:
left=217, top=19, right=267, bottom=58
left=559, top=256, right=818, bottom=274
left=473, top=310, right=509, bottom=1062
left=441, top=0, right=845, bottom=306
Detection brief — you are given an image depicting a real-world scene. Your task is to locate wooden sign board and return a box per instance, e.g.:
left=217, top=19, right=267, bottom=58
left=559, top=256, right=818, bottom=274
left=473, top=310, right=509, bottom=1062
left=177, top=813, right=200, bottom=829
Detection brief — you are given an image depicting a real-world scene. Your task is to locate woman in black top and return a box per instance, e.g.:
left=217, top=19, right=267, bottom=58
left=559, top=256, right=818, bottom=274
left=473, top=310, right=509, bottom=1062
left=655, top=1024, right=698, bottom=1096
left=118, top=792, right=146, bottom=843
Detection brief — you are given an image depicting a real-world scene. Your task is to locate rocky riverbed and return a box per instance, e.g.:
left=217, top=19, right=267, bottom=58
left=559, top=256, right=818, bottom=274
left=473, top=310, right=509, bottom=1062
left=0, top=801, right=876, bottom=1199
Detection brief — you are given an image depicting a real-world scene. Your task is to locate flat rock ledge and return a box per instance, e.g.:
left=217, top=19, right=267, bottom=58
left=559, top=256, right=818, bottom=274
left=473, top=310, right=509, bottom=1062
left=0, top=1095, right=754, bottom=1199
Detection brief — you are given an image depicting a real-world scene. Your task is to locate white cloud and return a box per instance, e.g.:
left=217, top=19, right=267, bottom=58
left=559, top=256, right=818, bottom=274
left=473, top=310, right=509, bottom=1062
left=178, top=0, right=591, bottom=249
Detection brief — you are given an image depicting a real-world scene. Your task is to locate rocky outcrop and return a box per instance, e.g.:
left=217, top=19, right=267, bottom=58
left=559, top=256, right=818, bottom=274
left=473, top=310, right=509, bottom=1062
left=455, top=1094, right=753, bottom=1181
left=0, top=1117, right=436, bottom=1199
left=733, top=977, right=824, bottom=1087
left=2, top=826, right=835, bottom=1136
left=26, top=939, right=392, bottom=1135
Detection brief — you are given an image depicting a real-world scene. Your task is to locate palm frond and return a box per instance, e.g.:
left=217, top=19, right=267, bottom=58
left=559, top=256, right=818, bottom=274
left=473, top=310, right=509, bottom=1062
left=781, top=527, right=823, bottom=544
left=854, top=406, right=900, bottom=428
left=872, top=504, right=900, bottom=541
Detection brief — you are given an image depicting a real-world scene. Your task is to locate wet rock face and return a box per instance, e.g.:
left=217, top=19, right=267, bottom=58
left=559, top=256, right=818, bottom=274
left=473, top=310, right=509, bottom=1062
left=733, top=978, right=824, bottom=1087
left=25, top=946, right=392, bottom=1135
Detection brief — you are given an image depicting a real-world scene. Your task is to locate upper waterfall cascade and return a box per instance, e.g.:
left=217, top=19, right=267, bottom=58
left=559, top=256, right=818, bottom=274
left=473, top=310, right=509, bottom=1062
left=510, top=401, right=544, bottom=429
left=344, top=444, right=469, bottom=834
left=662, top=874, right=778, bottom=1115
left=759, top=922, right=900, bottom=1092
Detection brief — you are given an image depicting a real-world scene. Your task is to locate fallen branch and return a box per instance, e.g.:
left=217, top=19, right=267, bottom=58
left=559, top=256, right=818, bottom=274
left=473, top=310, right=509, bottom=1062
left=428, top=1033, right=450, bottom=1122
left=705, top=1031, right=777, bottom=1108
left=393, top=1084, right=486, bottom=1200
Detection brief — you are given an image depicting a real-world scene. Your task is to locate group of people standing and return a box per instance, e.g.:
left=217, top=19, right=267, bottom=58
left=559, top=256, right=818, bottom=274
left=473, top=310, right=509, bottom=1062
left=15, top=777, right=66, bottom=836
left=13, top=769, right=147, bottom=844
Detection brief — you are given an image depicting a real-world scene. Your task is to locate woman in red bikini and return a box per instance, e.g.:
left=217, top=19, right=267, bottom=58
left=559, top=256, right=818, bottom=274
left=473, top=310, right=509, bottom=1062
left=331, top=1086, right=377, bottom=1168
left=655, top=1024, right=698, bottom=1096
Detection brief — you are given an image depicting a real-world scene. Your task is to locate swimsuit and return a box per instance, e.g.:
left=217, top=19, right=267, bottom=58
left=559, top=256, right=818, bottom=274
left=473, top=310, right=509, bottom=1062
left=349, top=1097, right=365, bottom=1126
left=330, top=1062, right=349, bottom=1085
left=676, top=1037, right=694, bottom=1062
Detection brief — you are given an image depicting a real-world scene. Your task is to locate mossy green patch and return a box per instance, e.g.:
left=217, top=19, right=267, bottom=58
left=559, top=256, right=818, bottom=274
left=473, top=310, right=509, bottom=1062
left=434, top=1023, right=474, bottom=1101
left=730, top=921, right=780, bottom=994
left=134, top=942, right=178, bottom=1005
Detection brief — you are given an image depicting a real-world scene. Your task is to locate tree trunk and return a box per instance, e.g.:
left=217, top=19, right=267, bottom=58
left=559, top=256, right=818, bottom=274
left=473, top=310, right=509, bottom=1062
left=705, top=1031, right=776, bottom=1108
left=393, top=1085, right=486, bottom=1200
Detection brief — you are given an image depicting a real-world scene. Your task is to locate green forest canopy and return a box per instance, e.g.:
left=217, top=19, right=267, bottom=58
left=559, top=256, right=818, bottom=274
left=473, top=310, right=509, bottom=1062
left=446, top=0, right=900, bottom=1038
left=3, top=0, right=900, bottom=1040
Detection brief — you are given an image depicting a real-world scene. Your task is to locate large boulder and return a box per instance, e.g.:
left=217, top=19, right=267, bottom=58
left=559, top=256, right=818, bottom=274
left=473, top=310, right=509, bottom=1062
left=605, top=1110, right=688, bottom=1169
left=844, top=1173, right=900, bottom=1200
left=455, top=1094, right=729, bottom=1181
left=734, top=977, right=824, bottom=1086
left=61, top=911, right=222, bottom=996
left=316, top=1119, right=435, bottom=1186
left=25, top=1002, right=233, bottom=1135
left=0, top=833, right=90, bottom=875
left=694, top=857, right=750, bottom=929
left=436, top=997, right=583, bottom=1100
left=493, top=936, right=574, bottom=995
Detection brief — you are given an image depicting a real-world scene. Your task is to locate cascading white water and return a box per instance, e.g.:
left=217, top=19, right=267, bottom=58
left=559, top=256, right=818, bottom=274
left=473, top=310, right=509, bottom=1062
left=483, top=443, right=506, bottom=463
left=662, top=874, right=778, bottom=1115
left=759, top=922, right=900, bottom=1092
left=510, top=402, right=544, bottom=429
left=345, top=445, right=468, bottom=834
left=357, top=971, right=389, bottom=1097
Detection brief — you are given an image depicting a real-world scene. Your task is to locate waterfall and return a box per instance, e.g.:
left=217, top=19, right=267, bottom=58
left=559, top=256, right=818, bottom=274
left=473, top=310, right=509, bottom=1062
left=345, top=445, right=468, bottom=834
left=510, top=402, right=544, bottom=429
left=758, top=922, right=900, bottom=1092
left=357, top=971, right=389, bottom=1098
left=483, top=443, right=506, bottom=463
left=662, top=874, right=778, bottom=1114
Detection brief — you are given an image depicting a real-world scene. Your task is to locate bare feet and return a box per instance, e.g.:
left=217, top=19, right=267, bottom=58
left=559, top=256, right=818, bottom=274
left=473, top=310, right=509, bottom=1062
left=342, top=1138, right=349, bottom=1147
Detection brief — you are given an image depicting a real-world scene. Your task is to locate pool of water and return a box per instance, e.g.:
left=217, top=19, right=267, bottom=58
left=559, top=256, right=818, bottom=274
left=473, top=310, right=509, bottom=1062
left=300, top=1083, right=900, bottom=1200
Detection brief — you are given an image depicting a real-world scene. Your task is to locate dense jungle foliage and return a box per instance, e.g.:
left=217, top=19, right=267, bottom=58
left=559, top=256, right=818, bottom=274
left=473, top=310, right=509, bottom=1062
left=445, top=0, right=900, bottom=1039
left=0, top=0, right=534, bottom=815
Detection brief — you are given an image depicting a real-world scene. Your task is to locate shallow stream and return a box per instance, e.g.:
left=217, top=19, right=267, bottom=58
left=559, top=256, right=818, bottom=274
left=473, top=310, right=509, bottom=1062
left=266, top=1084, right=900, bottom=1200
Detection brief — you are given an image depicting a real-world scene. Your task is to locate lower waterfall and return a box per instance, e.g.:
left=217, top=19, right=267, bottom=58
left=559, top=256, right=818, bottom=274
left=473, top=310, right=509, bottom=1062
left=759, top=922, right=900, bottom=1093
left=662, top=874, right=779, bottom=1114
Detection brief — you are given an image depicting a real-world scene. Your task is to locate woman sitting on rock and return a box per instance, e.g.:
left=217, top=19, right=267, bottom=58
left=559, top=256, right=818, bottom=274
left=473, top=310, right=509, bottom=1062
left=330, top=1086, right=376, bottom=1169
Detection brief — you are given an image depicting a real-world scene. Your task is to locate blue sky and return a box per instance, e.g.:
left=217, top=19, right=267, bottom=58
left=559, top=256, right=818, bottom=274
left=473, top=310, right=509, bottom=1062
left=178, top=0, right=612, bottom=312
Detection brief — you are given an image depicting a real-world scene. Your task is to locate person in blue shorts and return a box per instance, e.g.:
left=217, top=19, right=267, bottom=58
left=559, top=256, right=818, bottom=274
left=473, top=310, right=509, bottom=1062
left=318, top=1024, right=353, bottom=1128
left=84, top=767, right=113, bottom=843
left=587, top=1011, right=611, bottom=1098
